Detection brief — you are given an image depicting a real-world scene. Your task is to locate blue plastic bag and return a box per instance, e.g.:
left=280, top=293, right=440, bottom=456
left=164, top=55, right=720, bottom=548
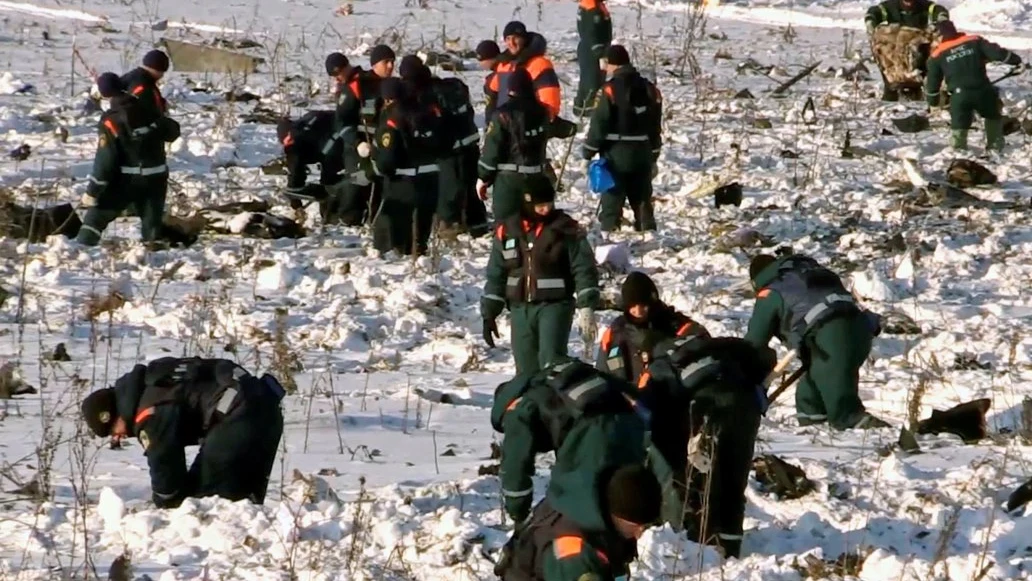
left=588, top=158, right=616, bottom=195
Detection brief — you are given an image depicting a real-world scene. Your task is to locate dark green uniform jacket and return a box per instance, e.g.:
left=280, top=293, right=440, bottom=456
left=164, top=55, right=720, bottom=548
left=582, top=65, right=662, bottom=173
left=597, top=305, right=709, bottom=384
left=485, top=65, right=501, bottom=122
left=478, top=94, right=551, bottom=221
left=276, top=110, right=342, bottom=197
left=864, top=0, right=948, bottom=30
left=121, top=68, right=168, bottom=123
left=481, top=211, right=600, bottom=319
left=639, top=336, right=772, bottom=558
left=490, top=359, right=649, bottom=523
left=926, top=34, right=1021, bottom=102
left=111, top=358, right=284, bottom=508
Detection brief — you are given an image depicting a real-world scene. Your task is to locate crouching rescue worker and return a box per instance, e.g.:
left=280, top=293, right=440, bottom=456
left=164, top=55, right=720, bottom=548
left=583, top=45, right=663, bottom=232
left=638, top=335, right=775, bottom=558
left=926, top=20, right=1024, bottom=152
left=490, top=357, right=657, bottom=579
left=80, top=357, right=286, bottom=508
left=370, top=77, right=445, bottom=256
left=597, top=271, right=710, bottom=384
left=77, top=72, right=180, bottom=247
left=276, top=109, right=341, bottom=210
left=478, top=69, right=552, bottom=222
left=481, top=176, right=600, bottom=374
left=745, top=253, right=890, bottom=430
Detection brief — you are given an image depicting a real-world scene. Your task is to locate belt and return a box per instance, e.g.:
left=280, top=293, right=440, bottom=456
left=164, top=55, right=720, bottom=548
left=497, top=163, right=543, bottom=174
left=453, top=133, right=479, bottom=149
left=604, top=134, right=649, bottom=142
left=395, top=164, right=440, bottom=176
left=120, top=164, right=168, bottom=175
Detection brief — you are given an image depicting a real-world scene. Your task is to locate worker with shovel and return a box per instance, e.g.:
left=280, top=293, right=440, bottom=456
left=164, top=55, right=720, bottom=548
left=745, top=254, right=890, bottom=430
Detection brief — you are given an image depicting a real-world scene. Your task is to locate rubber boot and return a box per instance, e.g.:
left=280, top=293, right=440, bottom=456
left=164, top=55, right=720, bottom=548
left=950, top=129, right=969, bottom=150
left=985, top=118, right=1005, bottom=152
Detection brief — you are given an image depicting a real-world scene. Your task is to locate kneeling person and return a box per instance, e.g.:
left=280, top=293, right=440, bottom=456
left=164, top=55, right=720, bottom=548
left=81, top=357, right=286, bottom=508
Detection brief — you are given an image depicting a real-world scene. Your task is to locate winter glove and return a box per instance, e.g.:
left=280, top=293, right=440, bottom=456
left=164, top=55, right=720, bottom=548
left=356, top=142, right=372, bottom=158
left=476, top=179, right=490, bottom=201
left=80, top=193, right=98, bottom=208
left=576, top=307, right=597, bottom=348
left=483, top=318, right=500, bottom=348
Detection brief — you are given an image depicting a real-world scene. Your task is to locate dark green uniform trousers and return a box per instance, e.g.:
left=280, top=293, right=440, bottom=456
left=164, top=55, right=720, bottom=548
left=798, top=315, right=871, bottom=429
left=575, top=44, right=604, bottom=116
left=76, top=174, right=167, bottom=246
left=327, top=153, right=380, bottom=226
left=949, top=86, right=1004, bottom=150
left=598, top=168, right=656, bottom=231
left=491, top=171, right=534, bottom=223
left=372, top=173, right=438, bottom=256
left=510, top=301, right=575, bottom=374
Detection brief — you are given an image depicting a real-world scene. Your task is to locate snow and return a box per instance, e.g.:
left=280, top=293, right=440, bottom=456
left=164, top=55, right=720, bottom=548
left=1, top=0, right=1032, bottom=578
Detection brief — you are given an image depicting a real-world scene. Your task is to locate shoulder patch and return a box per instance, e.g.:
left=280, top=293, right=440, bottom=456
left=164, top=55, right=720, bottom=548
left=98, top=134, right=107, bottom=148
left=757, top=288, right=771, bottom=298
left=139, top=430, right=151, bottom=451
left=381, top=132, right=392, bottom=148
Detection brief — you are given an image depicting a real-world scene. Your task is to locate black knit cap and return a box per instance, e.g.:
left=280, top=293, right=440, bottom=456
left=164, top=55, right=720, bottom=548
left=937, top=20, right=960, bottom=40
left=522, top=174, right=556, bottom=205
left=142, top=49, right=170, bottom=72
left=380, top=77, right=406, bottom=101
left=398, top=55, right=425, bottom=80
left=325, top=52, right=350, bottom=75
left=81, top=388, right=117, bottom=437
left=476, top=40, right=501, bottom=60
left=621, top=271, right=660, bottom=308
left=96, top=72, right=125, bottom=98
left=606, top=464, right=661, bottom=525
left=606, top=45, right=630, bottom=67
left=508, top=68, right=534, bottom=97
left=370, top=44, right=396, bottom=66
left=503, top=21, right=528, bottom=38
left=749, top=254, right=777, bottom=282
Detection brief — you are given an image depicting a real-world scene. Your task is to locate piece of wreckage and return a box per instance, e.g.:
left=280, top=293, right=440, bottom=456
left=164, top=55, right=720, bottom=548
left=898, top=399, right=992, bottom=454
left=898, top=159, right=1025, bottom=211
left=159, top=37, right=265, bottom=74
left=162, top=200, right=307, bottom=245
left=0, top=201, right=82, bottom=242
left=870, top=24, right=935, bottom=101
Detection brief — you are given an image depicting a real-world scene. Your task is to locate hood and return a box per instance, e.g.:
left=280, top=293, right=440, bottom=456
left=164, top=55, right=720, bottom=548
left=751, top=254, right=793, bottom=289
left=489, top=374, right=533, bottom=432
left=510, top=32, right=548, bottom=64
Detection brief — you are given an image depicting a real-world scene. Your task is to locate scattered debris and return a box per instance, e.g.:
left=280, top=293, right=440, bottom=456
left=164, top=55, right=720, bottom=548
left=714, top=183, right=744, bottom=208
left=160, top=37, right=265, bottom=74
left=916, top=398, right=991, bottom=443
left=792, top=551, right=867, bottom=579
left=733, top=89, right=754, bottom=99
left=0, top=202, right=82, bottom=242
left=8, top=144, right=30, bottom=161
left=0, top=362, right=37, bottom=399
left=771, top=61, right=821, bottom=96
left=1006, top=478, right=1032, bottom=514
left=946, top=159, right=997, bottom=188
left=48, top=343, right=70, bottom=362
left=752, top=454, right=814, bottom=500
left=84, top=289, right=128, bottom=321
left=891, top=113, right=930, bottom=133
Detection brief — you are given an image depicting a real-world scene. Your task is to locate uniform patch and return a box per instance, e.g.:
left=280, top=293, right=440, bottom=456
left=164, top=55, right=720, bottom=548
left=578, top=574, right=601, bottom=581
left=139, top=430, right=151, bottom=451
left=524, top=193, right=532, bottom=202
left=99, top=411, right=111, bottom=424
left=609, top=347, right=619, bottom=357
left=381, top=132, right=392, bottom=148
left=98, top=135, right=107, bottom=147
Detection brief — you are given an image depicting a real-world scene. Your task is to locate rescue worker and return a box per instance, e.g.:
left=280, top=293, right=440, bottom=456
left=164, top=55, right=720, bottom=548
left=275, top=109, right=342, bottom=214
left=477, top=69, right=551, bottom=222
left=477, top=40, right=503, bottom=121
left=121, top=49, right=171, bottom=121
left=864, top=0, right=949, bottom=101
left=574, top=0, right=613, bottom=117
left=583, top=45, right=662, bottom=232
left=481, top=175, right=600, bottom=374
left=330, top=45, right=395, bottom=226
left=399, top=56, right=489, bottom=237
left=490, top=21, right=562, bottom=120
left=597, top=271, right=710, bottom=384
left=77, top=72, right=180, bottom=247
left=80, top=357, right=286, bottom=508
left=502, top=463, right=661, bottom=581
left=369, top=77, right=445, bottom=256
left=926, top=20, right=1023, bottom=151
left=638, top=335, right=774, bottom=558
left=489, top=357, right=655, bottom=578
left=745, top=253, right=890, bottom=430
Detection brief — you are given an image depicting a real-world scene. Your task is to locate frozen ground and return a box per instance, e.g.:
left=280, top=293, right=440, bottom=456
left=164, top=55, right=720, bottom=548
left=1, top=0, right=1032, bottom=579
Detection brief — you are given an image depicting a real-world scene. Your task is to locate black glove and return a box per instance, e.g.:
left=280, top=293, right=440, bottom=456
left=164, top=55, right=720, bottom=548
left=483, top=318, right=500, bottom=348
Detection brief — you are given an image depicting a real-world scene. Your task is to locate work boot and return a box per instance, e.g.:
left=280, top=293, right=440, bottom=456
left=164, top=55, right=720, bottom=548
left=985, top=118, right=1005, bottom=152
left=851, top=413, right=892, bottom=430
left=950, top=129, right=969, bottom=150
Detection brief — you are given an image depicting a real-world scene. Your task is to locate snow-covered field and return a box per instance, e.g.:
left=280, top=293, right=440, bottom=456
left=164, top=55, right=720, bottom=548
left=2, top=0, right=1032, bottom=578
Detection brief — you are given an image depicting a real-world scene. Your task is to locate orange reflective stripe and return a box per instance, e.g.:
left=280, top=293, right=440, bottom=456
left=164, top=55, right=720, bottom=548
left=553, top=536, right=584, bottom=559
left=134, top=406, right=155, bottom=425
left=495, top=223, right=506, bottom=240
left=676, top=322, right=693, bottom=336
left=348, top=79, right=361, bottom=99
left=131, top=84, right=145, bottom=96
left=282, top=132, right=295, bottom=147
left=637, top=371, right=650, bottom=390
left=604, top=85, right=615, bottom=100
left=386, top=119, right=398, bottom=129
left=595, top=550, right=610, bottom=564
left=600, top=327, right=612, bottom=351
left=102, top=119, right=118, bottom=136
left=931, top=34, right=978, bottom=59
left=757, top=288, right=771, bottom=298
left=536, top=86, right=561, bottom=120
left=506, top=397, right=522, bottom=411
left=579, top=0, right=599, bottom=8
